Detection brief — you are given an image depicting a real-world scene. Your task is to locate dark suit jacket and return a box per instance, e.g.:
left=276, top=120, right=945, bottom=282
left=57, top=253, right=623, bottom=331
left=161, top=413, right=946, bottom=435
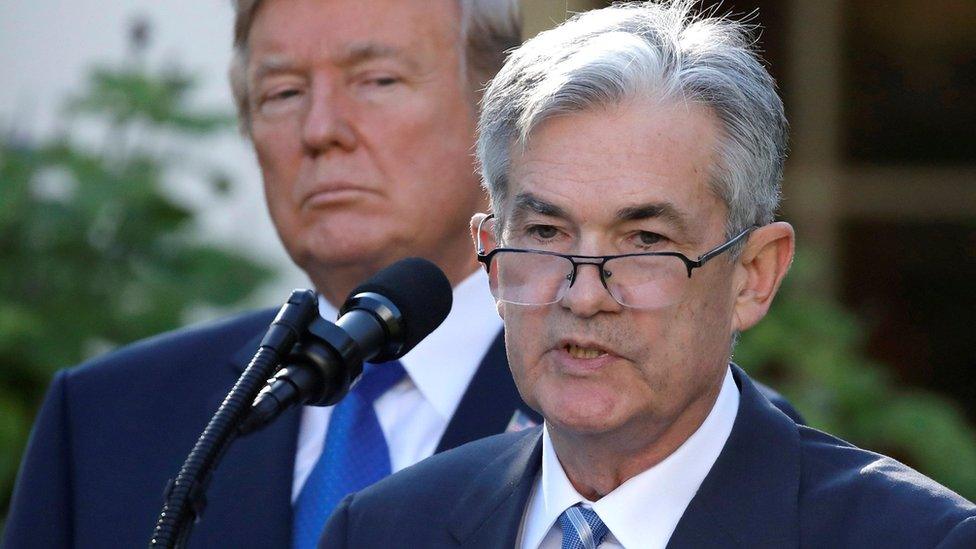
left=1, top=309, right=536, bottom=548
left=3, top=310, right=800, bottom=548
left=321, top=365, right=976, bottom=548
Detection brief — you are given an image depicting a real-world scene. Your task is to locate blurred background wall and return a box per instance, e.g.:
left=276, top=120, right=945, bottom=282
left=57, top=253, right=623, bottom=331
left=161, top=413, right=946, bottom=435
left=1, top=0, right=974, bottom=528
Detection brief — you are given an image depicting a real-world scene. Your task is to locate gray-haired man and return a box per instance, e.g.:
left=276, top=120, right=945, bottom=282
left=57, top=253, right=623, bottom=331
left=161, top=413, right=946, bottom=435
left=320, top=2, right=975, bottom=547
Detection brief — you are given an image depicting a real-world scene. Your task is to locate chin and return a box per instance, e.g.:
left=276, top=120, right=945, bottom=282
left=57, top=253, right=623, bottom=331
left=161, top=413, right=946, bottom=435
left=538, top=384, right=623, bottom=435
left=547, top=413, right=622, bottom=437
left=303, top=227, right=399, bottom=265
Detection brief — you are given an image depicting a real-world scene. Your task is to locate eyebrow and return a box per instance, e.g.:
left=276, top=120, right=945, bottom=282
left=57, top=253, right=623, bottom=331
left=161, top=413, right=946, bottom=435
left=335, top=42, right=417, bottom=70
left=510, top=193, right=569, bottom=223
left=615, top=202, right=691, bottom=235
left=250, top=43, right=418, bottom=84
left=251, top=56, right=299, bottom=83
left=508, top=192, right=694, bottom=240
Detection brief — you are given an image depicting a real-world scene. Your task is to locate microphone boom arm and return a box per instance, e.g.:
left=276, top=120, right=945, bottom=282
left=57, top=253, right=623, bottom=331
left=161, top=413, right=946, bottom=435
left=149, top=289, right=320, bottom=549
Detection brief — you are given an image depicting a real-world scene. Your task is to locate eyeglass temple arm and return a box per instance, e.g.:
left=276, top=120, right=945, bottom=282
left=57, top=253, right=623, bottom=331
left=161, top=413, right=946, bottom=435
left=475, top=213, right=496, bottom=255
left=683, top=226, right=758, bottom=276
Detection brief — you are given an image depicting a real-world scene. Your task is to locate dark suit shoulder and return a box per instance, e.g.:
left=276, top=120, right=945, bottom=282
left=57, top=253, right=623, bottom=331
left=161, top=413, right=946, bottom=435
left=68, top=308, right=274, bottom=381
left=322, top=429, right=540, bottom=548
left=56, top=307, right=276, bottom=457
left=5, top=308, right=285, bottom=548
left=730, top=363, right=804, bottom=424
left=358, top=428, right=535, bottom=503
left=754, top=383, right=805, bottom=424
left=797, top=425, right=976, bottom=546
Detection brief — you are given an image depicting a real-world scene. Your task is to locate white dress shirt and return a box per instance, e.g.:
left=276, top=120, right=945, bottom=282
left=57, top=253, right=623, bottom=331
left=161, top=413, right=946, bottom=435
left=518, top=367, right=740, bottom=549
left=290, top=269, right=503, bottom=501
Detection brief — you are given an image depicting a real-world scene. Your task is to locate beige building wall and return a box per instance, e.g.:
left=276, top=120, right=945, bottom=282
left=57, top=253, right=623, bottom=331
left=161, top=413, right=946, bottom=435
left=521, top=0, right=604, bottom=40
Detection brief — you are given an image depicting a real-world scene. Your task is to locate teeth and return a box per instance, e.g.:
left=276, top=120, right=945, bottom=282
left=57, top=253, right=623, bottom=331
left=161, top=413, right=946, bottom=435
left=566, top=344, right=605, bottom=359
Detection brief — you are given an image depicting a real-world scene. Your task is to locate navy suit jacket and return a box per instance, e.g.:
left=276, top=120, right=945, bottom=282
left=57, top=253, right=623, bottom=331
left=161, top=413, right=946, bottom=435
left=321, top=365, right=976, bottom=548
left=2, top=309, right=536, bottom=548
left=3, top=310, right=800, bottom=548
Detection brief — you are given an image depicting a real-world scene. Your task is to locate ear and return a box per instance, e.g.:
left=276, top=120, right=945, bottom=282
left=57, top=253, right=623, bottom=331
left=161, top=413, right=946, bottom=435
left=470, top=213, right=507, bottom=319
left=470, top=213, right=496, bottom=255
left=732, top=222, right=795, bottom=332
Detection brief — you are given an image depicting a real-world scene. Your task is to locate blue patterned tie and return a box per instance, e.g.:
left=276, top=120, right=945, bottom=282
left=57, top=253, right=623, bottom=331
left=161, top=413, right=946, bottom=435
left=559, top=504, right=611, bottom=549
left=291, top=360, right=407, bottom=549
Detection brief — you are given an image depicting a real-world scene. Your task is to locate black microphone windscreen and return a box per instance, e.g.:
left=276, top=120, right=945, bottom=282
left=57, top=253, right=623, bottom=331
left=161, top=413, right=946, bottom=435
left=349, top=257, right=453, bottom=353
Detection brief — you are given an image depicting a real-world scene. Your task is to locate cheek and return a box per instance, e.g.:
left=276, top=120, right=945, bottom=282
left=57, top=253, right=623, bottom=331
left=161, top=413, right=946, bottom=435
left=501, top=309, right=542, bottom=382
left=252, top=126, right=301, bottom=203
left=374, top=93, right=476, bottom=183
left=502, top=326, right=530, bottom=396
left=665, top=279, right=736, bottom=363
left=252, top=119, right=299, bottom=173
left=696, top=277, right=736, bottom=337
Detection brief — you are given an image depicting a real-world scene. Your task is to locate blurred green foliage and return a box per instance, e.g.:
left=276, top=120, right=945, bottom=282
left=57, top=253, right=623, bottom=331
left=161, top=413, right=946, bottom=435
left=737, top=253, right=976, bottom=500
left=0, top=63, right=272, bottom=527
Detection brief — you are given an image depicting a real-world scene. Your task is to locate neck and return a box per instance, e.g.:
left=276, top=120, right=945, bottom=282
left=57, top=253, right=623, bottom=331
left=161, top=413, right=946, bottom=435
left=547, top=376, right=724, bottom=500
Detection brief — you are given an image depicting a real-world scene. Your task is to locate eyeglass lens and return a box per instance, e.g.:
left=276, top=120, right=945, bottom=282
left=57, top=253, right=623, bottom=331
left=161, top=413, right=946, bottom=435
left=488, top=251, right=688, bottom=309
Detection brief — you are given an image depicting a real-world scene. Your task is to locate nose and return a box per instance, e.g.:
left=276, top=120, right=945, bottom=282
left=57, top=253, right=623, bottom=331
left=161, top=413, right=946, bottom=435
left=301, top=80, right=357, bottom=154
left=560, top=262, right=621, bottom=317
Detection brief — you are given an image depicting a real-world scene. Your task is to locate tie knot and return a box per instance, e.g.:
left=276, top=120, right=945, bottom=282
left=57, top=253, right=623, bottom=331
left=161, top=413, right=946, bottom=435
left=350, top=360, right=407, bottom=403
left=558, top=504, right=610, bottom=549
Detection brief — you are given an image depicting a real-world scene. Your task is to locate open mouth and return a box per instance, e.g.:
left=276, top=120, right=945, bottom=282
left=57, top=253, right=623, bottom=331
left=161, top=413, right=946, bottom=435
left=565, top=343, right=608, bottom=359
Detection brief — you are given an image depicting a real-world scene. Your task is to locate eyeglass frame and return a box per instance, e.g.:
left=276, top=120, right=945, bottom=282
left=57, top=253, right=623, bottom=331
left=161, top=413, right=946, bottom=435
left=475, top=213, right=757, bottom=304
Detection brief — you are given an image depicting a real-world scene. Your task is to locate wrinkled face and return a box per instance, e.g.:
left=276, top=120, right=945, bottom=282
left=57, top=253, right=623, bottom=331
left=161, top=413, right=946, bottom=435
left=247, top=0, right=484, bottom=298
left=496, top=101, right=739, bottom=443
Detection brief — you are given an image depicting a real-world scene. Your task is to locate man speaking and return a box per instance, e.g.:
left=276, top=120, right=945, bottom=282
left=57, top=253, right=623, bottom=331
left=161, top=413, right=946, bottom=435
left=3, top=1, right=800, bottom=547
left=320, top=2, right=976, bottom=547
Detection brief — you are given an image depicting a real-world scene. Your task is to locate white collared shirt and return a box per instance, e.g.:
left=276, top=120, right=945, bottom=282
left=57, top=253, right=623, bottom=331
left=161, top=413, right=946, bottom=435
left=519, top=367, right=740, bottom=549
left=290, top=269, right=503, bottom=501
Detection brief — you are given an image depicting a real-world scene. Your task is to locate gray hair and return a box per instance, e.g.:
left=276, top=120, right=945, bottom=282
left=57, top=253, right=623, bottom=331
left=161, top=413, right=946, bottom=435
left=228, top=0, right=521, bottom=134
left=478, top=0, right=788, bottom=239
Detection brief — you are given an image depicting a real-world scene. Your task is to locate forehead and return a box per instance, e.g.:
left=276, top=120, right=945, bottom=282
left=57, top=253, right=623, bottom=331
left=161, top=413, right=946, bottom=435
left=506, top=100, right=725, bottom=235
left=247, top=0, right=461, bottom=69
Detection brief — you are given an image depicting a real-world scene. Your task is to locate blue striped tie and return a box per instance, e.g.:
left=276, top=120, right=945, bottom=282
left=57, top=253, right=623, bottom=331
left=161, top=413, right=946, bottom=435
left=559, top=504, right=610, bottom=549
left=291, top=361, right=406, bottom=549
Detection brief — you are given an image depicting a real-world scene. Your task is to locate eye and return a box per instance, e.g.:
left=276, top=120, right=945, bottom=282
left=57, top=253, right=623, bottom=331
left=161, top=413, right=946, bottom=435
left=632, top=230, right=666, bottom=249
left=506, top=220, right=571, bottom=249
left=256, top=86, right=304, bottom=116
left=527, top=224, right=559, bottom=240
left=268, top=88, right=301, bottom=101
left=258, top=87, right=303, bottom=109
left=356, top=72, right=403, bottom=90
left=371, top=76, right=400, bottom=87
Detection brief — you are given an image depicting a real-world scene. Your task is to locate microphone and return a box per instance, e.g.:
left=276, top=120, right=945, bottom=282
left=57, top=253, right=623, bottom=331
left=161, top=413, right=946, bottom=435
left=150, top=260, right=450, bottom=547
left=240, top=257, right=453, bottom=433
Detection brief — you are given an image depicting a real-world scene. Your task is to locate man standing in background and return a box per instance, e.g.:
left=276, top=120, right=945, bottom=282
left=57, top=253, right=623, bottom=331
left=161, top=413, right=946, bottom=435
left=3, top=1, right=798, bottom=547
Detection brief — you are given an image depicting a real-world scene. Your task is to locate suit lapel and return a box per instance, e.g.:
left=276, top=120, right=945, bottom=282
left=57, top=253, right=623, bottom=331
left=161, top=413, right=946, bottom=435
left=667, top=365, right=800, bottom=548
left=448, top=428, right=544, bottom=548
left=190, top=323, right=303, bottom=547
left=436, top=330, right=541, bottom=453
